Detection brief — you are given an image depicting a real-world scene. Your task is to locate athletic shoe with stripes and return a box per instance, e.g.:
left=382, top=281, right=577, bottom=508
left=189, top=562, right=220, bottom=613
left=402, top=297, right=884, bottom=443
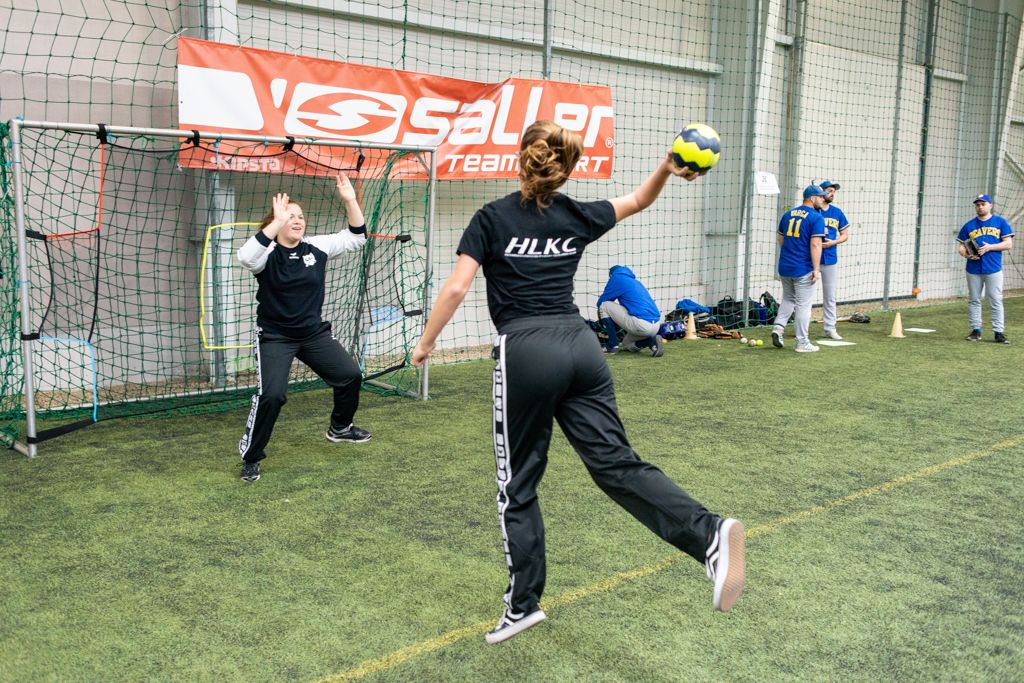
left=705, top=517, right=746, bottom=612
left=240, top=461, right=260, bottom=482
left=484, top=608, right=547, bottom=644
left=326, top=424, right=372, bottom=443
left=771, top=330, right=784, bottom=348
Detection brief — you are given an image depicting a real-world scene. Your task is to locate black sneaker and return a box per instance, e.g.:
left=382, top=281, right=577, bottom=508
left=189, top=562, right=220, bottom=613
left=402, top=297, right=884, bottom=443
left=771, top=331, right=784, bottom=348
left=995, top=332, right=1009, bottom=344
left=705, top=517, right=746, bottom=612
left=241, top=461, right=260, bottom=482
left=326, top=424, right=372, bottom=443
left=484, top=608, right=547, bottom=644
left=966, top=329, right=982, bottom=341
left=650, top=336, right=664, bottom=357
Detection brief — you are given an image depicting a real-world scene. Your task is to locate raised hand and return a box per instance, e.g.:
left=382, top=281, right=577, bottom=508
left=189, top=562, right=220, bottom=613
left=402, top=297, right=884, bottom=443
left=336, top=171, right=366, bottom=228
left=336, top=172, right=356, bottom=202
left=271, top=192, right=290, bottom=225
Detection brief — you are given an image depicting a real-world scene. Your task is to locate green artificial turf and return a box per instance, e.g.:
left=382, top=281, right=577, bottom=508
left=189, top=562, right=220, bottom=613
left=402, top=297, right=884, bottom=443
left=2, top=300, right=1021, bottom=682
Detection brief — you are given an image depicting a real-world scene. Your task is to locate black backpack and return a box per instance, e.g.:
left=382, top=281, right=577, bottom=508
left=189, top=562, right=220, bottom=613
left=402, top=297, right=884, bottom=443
left=713, top=296, right=762, bottom=329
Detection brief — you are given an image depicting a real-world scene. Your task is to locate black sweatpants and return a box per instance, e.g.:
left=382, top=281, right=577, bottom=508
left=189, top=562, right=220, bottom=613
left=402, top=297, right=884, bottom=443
left=492, top=314, right=718, bottom=616
left=239, top=322, right=362, bottom=463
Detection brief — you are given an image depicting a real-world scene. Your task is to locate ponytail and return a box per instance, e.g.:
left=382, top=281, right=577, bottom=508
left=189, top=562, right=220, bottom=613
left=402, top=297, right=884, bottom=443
left=519, top=120, right=583, bottom=209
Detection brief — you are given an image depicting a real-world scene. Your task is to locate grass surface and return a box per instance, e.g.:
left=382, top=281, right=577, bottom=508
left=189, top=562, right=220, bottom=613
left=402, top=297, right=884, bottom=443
left=2, top=300, right=1022, bottom=682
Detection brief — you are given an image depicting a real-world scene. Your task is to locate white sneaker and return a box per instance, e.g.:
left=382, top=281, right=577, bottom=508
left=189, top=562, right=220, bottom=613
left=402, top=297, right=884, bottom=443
left=823, top=329, right=843, bottom=340
left=795, top=343, right=820, bottom=353
left=484, top=608, right=547, bottom=644
left=706, top=517, right=746, bottom=612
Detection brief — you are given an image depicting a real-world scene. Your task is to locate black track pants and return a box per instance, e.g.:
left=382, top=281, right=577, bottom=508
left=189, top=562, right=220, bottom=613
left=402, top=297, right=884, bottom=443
left=239, top=323, right=363, bottom=463
left=491, top=314, right=718, bottom=616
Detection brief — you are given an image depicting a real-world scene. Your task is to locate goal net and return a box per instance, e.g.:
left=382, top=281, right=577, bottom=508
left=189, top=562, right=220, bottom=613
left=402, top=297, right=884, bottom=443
left=0, top=121, right=435, bottom=451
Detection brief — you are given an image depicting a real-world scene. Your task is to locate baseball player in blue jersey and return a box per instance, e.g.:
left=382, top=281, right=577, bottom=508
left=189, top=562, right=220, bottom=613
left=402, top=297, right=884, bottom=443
left=772, top=185, right=827, bottom=352
left=957, top=194, right=1014, bottom=344
left=817, top=180, right=850, bottom=340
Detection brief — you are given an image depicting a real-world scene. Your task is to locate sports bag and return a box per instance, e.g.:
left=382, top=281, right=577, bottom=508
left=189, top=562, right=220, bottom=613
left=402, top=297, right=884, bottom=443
left=712, top=296, right=762, bottom=329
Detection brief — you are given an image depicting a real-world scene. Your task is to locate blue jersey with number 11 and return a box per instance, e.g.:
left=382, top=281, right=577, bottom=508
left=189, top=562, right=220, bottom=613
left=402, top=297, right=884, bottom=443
left=777, top=206, right=826, bottom=277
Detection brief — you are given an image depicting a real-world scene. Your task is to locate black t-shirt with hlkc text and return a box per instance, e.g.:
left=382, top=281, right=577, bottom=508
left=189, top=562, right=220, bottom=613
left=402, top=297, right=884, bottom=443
left=457, top=191, right=616, bottom=329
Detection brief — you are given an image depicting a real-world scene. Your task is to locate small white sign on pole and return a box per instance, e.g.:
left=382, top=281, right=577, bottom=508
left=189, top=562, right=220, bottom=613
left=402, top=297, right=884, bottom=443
left=755, top=171, right=780, bottom=195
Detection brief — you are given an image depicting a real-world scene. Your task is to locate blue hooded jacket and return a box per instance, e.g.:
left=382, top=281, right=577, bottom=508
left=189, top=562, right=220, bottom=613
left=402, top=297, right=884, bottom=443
left=596, top=265, right=660, bottom=323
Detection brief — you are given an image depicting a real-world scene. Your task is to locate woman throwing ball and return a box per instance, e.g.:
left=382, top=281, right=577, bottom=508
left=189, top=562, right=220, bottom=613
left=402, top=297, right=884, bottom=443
left=412, top=120, right=745, bottom=644
left=236, top=173, right=372, bottom=483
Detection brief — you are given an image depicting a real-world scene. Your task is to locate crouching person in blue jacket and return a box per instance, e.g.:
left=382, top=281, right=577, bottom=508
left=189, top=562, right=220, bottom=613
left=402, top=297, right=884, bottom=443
left=597, top=265, right=663, bottom=357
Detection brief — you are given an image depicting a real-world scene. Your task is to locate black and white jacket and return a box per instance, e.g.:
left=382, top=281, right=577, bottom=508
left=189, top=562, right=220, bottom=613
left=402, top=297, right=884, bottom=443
left=237, top=225, right=366, bottom=338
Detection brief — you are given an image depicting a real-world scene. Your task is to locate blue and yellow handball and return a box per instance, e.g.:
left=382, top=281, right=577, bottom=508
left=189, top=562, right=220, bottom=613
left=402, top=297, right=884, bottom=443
left=671, top=123, right=721, bottom=173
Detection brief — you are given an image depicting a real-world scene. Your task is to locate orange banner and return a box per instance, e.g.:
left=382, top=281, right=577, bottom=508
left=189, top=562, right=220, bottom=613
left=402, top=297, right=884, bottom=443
left=176, top=38, right=614, bottom=179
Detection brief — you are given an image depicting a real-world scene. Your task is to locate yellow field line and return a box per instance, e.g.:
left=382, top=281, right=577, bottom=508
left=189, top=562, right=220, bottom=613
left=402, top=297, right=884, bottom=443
left=319, top=435, right=1024, bottom=683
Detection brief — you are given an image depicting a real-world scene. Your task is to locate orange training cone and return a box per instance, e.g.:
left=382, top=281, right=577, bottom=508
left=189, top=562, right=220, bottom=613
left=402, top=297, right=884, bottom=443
left=684, top=312, right=699, bottom=340
left=889, top=311, right=905, bottom=338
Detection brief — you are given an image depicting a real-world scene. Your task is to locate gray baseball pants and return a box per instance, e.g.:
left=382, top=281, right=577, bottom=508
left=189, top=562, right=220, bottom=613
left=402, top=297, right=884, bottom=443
left=598, top=300, right=660, bottom=347
left=820, top=264, right=838, bottom=332
left=967, top=271, right=1005, bottom=333
left=773, top=273, right=816, bottom=346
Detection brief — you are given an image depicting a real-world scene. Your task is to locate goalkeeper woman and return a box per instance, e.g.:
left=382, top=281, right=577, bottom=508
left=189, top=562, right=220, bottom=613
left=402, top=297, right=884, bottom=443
left=236, top=173, right=371, bottom=483
left=412, top=120, right=746, bottom=644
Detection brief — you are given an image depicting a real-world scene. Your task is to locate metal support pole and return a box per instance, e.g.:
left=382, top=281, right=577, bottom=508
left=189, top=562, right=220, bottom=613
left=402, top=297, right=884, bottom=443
left=204, top=174, right=235, bottom=389
left=202, top=0, right=239, bottom=388
left=989, top=12, right=1010, bottom=194
left=994, top=9, right=1024, bottom=207
left=741, top=0, right=778, bottom=323
left=740, top=0, right=767, bottom=322
left=419, top=150, right=438, bottom=401
left=741, top=0, right=765, bottom=325
left=953, top=5, right=973, bottom=237
left=882, top=0, right=910, bottom=311
left=780, top=0, right=809, bottom=210
left=912, top=0, right=940, bottom=291
left=542, top=0, right=554, bottom=80
left=9, top=120, right=39, bottom=458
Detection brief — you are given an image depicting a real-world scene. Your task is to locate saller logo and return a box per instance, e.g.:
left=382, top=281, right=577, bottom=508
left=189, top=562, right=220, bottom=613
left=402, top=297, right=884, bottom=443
left=177, top=38, right=615, bottom=180
left=505, top=237, right=578, bottom=258
left=285, top=85, right=407, bottom=142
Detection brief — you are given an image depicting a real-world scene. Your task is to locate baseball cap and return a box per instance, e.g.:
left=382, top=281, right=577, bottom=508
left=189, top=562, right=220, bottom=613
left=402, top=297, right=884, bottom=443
left=973, top=194, right=992, bottom=204
left=819, top=180, right=840, bottom=190
left=803, top=184, right=826, bottom=199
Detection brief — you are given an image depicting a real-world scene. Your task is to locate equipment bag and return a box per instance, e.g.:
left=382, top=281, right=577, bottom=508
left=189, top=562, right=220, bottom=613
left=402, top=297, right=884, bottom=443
left=712, top=296, right=762, bottom=329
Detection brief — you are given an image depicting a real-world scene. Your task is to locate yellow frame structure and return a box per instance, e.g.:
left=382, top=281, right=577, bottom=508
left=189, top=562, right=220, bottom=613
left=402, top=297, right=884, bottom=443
left=199, top=221, right=259, bottom=350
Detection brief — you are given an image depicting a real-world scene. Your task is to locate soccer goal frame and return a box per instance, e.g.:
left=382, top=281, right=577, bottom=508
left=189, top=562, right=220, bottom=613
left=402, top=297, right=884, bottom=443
left=6, top=119, right=439, bottom=458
